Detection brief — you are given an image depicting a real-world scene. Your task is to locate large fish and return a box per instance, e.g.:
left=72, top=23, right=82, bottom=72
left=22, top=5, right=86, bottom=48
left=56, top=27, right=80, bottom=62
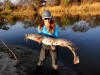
left=25, top=34, right=79, bottom=64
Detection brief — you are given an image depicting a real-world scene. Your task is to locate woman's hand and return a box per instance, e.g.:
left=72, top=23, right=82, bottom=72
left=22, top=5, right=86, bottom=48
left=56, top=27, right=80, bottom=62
left=36, top=37, right=42, bottom=44
left=51, top=45, right=56, bottom=51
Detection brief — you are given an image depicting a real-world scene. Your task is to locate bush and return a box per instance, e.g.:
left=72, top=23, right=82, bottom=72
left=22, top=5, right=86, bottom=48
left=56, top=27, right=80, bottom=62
left=64, top=0, right=71, bottom=3
left=4, top=2, right=12, bottom=9
left=31, top=0, right=42, bottom=8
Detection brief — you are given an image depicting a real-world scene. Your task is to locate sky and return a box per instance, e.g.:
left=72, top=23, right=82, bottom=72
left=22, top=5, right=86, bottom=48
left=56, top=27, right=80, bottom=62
left=9, top=0, right=20, bottom=5
left=0, top=0, right=20, bottom=5
left=0, top=0, right=7, bottom=3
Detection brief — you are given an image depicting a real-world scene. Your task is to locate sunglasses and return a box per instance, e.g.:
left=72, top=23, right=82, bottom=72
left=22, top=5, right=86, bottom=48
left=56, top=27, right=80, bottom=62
left=44, top=18, right=51, bottom=20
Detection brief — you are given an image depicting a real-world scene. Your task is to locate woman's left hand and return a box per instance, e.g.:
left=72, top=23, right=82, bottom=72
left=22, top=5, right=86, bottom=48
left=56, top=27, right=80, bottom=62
left=51, top=45, right=56, bottom=50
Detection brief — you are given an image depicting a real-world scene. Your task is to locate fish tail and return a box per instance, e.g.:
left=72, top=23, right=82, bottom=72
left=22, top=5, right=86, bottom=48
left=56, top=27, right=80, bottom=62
left=65, top=45, right=79, bottom=64
left=74, top=56, right=80, bottom=64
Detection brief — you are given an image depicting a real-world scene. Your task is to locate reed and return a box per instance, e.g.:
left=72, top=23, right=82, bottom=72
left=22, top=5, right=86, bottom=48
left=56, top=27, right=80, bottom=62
left=39, top=2, right=100, bottom=16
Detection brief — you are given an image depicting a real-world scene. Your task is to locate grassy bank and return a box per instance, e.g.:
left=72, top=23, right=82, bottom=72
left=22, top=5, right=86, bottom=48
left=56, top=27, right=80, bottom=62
left=39, top=2, right=100, bottom=16
left=11, top=5, right=36, bottom=16
left=0, top=5, right=36, bottom=21
left=0, top=5, right=36, bottom=17
left=1, top=2, right=100, bottom=17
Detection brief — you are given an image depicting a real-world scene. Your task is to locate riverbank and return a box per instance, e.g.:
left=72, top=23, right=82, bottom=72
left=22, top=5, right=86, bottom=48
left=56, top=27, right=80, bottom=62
left=0, top=5, right=36, bottom=18
left=39, top=2, right=100, bottom=16
left=0, top=2, right=100, bottom=17
left=0, top=45, right=78, bottom=75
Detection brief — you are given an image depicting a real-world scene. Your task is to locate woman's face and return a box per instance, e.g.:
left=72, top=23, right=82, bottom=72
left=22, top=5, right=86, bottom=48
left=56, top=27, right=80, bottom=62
left=44, top=18, right=51, bottom=27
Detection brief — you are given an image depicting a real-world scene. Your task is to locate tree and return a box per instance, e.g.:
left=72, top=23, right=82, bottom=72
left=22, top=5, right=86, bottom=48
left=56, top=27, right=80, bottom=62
left=60, top=0, right=71, bottom=6
left=46, top=0, right=60, bottom=6
left=4, top=2, right=12, bottom=10
left=31, top=0, right=42, bottom=8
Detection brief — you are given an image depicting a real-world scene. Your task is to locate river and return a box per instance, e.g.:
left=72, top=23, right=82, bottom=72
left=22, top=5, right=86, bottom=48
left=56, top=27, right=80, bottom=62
left=0, top=14, right=100, bottom=75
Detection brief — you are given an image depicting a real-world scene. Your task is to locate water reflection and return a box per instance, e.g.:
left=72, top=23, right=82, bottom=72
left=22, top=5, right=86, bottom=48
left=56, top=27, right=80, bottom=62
left=0, top=16, right=9, bottom=30
left=72, top=21, right=90, bottom=32
left=0, top=14, right=100, bottom=31
left=23, top=14, right=41, bottom=28
left=87, top=15, right=100, bottom=28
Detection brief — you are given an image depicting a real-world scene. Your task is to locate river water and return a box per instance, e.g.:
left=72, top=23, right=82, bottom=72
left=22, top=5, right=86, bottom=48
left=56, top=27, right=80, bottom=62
left=0, top=15, right=100, bottom=75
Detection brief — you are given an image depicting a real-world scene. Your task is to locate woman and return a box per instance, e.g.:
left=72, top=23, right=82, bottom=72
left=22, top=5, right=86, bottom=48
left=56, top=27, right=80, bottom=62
left=37, top=10, right=59, bottom=70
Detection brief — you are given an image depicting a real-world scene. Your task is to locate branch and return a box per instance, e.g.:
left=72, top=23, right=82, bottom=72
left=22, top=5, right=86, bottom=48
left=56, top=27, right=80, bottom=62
left=0, top=38, right=17, bottom=60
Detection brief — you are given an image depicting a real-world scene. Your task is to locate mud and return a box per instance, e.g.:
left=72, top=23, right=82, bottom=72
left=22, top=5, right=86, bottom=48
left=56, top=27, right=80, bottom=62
left=0, top=45, right=78, bottom=75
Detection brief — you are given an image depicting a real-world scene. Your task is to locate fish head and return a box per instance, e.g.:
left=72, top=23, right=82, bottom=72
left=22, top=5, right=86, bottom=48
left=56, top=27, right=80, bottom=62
left=25, top=34, right=37, bottom=41
left=25, top=34, right=43, bottom=44
left=25, top=34, right=40, bottom=39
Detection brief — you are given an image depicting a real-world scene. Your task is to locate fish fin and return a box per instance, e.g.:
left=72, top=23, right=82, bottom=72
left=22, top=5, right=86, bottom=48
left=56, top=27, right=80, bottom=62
left=60, top=43, right=65, bottom=47
left=69, top=43, right=78, bottom=51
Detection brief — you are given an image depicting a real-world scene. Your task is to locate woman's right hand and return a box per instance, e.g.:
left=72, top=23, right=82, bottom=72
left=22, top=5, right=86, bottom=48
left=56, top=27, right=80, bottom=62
left=36, top=38, right=42, bottom=44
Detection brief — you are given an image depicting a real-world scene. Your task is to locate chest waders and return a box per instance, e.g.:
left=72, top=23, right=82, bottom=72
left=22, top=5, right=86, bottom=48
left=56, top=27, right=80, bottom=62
left=37, top=44, right=58, bottom=70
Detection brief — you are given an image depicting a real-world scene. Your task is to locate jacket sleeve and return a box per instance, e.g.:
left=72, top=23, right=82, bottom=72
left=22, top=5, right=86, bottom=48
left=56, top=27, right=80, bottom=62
left=54, top=25, right=59, bottom=38
left=38, top=26, right=42, bottom=34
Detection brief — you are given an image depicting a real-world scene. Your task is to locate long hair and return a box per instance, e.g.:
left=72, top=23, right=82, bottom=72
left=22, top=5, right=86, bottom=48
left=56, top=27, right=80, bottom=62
left=39, top=19, right=55, bottom=34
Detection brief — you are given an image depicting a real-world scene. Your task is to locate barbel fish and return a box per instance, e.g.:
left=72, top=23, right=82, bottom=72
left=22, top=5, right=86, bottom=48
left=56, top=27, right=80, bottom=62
left=25, top=34, right=79, bottom=64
